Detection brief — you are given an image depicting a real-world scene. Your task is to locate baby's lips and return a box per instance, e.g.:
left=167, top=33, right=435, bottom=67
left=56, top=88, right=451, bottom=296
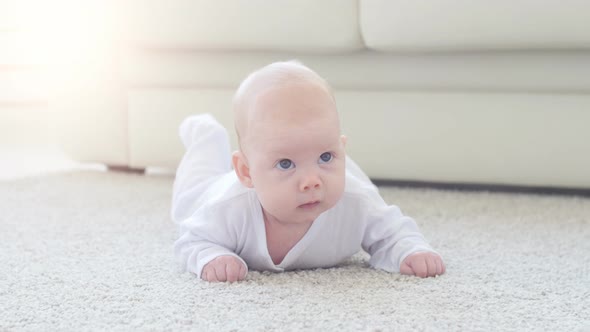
left=298, top=201, right=320, bottom=209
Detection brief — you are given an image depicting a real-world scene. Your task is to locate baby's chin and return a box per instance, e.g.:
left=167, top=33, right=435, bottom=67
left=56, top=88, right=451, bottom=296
left=302, top=199, right=339, bottom=222
left=265, top=194, right=344, bottom=224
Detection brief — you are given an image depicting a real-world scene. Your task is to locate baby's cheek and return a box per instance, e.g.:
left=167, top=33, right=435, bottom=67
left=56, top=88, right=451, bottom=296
left=262, top=184, right=282, bottom=198
left=260, top=187, right=291, bottom=212
left=327, top=173, right=345, bottom=204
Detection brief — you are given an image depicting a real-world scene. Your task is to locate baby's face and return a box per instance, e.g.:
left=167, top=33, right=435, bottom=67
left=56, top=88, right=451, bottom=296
left=242, top=83, right=346, bottom=226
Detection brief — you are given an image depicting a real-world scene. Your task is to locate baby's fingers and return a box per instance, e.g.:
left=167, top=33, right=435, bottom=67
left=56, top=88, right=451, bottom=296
left=213, top=263, right=228, bottom=282
left=225, top=261, right=243, bottom=283
left=202, top=266, right=218, bottom=282
left=400, top=261, right=414, bottom=276
left=435, top=258, right=442, bottom=276
left=426, top=256, right=438, bottom=277
left=413, top=257, right=428, bottom=278
left=238, top=262, right=247, bottom=280
left=435, top=257, right=445, bottom=276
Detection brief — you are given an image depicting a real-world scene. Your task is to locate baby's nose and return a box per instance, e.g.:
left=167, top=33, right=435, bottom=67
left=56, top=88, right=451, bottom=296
left=299, top=173, right=321, bottom=192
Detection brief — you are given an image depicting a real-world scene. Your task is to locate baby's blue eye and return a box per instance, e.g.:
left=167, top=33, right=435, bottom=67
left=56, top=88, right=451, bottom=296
left=319, top=152, right=333, bottom=164
left=276, top=159, right=294, bottom=170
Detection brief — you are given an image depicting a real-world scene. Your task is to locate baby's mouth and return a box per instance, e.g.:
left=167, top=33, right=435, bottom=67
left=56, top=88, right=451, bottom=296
left=298, top=201, right=320, bottom=209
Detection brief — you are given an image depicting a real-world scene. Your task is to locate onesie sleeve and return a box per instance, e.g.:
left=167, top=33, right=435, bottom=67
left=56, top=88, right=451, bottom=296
left=174, top=207, right=248, bottom=278
left=360, top=192, right=437, bottom=273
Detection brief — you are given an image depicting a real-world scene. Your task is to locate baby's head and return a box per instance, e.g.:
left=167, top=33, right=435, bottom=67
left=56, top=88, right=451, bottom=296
left=232, top=61, right=347, bottom=226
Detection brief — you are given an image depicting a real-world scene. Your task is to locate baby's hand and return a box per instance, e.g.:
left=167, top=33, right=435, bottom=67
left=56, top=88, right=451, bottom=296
left=201, top=255, right=247, bottom=282
left=400, top=252, right=445, bottom=278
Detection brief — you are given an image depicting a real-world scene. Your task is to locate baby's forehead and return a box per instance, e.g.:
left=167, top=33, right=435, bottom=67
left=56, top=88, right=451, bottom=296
left=246, top=114, right=341, bottom=148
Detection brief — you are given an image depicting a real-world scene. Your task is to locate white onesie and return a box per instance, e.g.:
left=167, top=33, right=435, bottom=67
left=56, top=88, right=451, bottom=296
left=172, top=114, right=436, bottom=278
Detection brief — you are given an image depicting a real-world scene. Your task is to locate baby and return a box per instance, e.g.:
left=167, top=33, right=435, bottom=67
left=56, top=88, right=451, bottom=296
left=172, top=61, right=445, bottom=282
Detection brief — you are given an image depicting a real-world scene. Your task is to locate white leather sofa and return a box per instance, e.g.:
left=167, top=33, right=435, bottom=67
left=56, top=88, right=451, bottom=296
left=52, top=0, right=590, bottom=189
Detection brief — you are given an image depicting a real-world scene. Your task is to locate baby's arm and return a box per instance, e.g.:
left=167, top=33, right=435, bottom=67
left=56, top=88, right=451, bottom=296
left=361, top=196, right=444, bottom=278
left=175, top=211, right=248, bottom=282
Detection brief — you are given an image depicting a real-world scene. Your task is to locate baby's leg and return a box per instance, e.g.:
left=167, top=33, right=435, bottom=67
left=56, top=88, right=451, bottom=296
left=171, top=113, right=231, bottom=223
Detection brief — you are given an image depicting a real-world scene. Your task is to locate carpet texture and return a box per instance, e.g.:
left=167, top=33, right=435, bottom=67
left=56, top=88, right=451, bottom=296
left=1, top=171, right=589, bottom=331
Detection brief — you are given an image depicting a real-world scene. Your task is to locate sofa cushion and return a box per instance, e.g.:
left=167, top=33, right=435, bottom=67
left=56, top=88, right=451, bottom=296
left=128, top=0, right=363, bottom=53
left=360, top=0, right=590, bottom=51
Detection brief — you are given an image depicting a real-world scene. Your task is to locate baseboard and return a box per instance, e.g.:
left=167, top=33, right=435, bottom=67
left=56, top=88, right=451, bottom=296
left=371, top=179, right=590, bottom=197
left=107, top=165, right=146, bottom=174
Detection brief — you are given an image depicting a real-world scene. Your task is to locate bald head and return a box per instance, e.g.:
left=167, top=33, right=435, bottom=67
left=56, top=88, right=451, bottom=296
left=233, top=61, right=338, bottom=151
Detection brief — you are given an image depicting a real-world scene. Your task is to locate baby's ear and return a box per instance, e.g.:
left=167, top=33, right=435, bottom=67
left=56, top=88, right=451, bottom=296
left=232, top=151, right=254, bottom=188
left=340, top=135, right=347, bottom=148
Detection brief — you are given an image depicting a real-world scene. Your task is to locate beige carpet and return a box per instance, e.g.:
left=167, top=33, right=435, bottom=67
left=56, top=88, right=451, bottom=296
left=1, top=171, right=589, bottom=331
